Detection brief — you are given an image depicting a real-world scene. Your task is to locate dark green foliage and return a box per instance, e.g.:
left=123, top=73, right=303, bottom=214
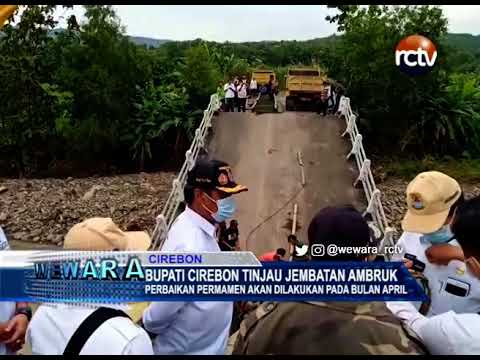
left=1, top=5, right=479, bottom=177
left=325, top=5, right=480, bottom=159
left=0, top=6, right=224, bottom=176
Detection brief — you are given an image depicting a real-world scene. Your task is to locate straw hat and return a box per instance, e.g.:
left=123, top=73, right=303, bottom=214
left=64, top=217, right=151, bottom=251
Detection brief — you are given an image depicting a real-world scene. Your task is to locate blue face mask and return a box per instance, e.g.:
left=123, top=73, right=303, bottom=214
left=421, top=225, right=454, bottom=244
left=212, top=196, right=237, bottom=223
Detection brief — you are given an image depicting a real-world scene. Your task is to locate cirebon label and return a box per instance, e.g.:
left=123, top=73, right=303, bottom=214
left=395, top=34, right=437, bottom=76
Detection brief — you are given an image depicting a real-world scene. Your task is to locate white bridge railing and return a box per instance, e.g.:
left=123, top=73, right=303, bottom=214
left=150, top=94, right=221, bottom=250
left=338, top=96, right=396, bottom=257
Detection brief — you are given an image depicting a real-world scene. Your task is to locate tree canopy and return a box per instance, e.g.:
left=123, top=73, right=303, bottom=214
left=0, top=5, right=479, bottom=177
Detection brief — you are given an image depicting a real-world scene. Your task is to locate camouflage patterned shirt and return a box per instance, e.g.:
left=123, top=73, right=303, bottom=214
left=232, top=301, right=428, bottom=355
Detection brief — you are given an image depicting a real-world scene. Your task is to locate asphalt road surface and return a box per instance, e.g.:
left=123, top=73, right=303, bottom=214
left=208, top=110, right=365, bottom=256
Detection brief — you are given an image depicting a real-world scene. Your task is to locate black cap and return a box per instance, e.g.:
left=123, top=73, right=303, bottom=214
left=187, top=159, right=248, bottom=194
left=308, top=206, right=370, bottom=259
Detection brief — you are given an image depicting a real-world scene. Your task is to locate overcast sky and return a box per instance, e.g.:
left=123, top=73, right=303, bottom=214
left=53, top=5, right=480, bottom=42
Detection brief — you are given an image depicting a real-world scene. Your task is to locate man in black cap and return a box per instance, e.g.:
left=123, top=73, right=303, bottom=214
left=142, top=158, right=247, bottom=355
left=233, top=205, right=427, bottom=355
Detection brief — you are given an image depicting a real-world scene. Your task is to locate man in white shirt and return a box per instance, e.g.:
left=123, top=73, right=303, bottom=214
left=389, top=171, right=480, bottom=316
left=388, top=195, right=480, bottom=354
left=142, top=158, right=248, bottom=355
left=0, top=226, right=31, bottom=355
left=26, top=218, right=154, bottom=355
left=224, top=80, right=236, bottom=112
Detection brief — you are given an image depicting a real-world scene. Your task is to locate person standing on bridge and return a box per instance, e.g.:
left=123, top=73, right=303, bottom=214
left=232, top=206, right=427, bottom=355
left=224, top=79, right=236, bottom=112
left=142, top=158, right=248, bottom=355
left=236, top=78, right=248, bottom=112
left=317, top=81, right=329, bottom=116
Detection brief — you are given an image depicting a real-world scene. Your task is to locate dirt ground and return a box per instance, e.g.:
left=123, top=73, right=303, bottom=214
left=208, top=110, right=365, bottom=256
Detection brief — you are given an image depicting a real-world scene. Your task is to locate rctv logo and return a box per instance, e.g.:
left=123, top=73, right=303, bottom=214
left=395, top=35, right=437, bottom=76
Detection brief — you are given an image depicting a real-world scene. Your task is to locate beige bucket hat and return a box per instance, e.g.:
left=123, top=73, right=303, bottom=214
left=64, top=217, right=151, bottom=251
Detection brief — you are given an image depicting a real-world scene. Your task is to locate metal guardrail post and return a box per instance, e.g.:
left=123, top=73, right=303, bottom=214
left=354, top=159, right=371, bottom=187
left=363, top=188, right=381, bottom=218
left=341, top=114, right=356, bottom=138
left=347, top=134, right=362, bottom=160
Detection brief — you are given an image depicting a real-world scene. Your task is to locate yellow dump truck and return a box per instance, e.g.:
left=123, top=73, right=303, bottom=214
left=0, top=5, right=17, bottom=28
left=285, top=67, right=327, bottom=111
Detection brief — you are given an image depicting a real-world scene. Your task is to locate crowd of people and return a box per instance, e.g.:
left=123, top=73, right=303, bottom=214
left=219, top=75, right=278, bottom=113
left=1, top=158, right=480, bottom=354
left=222, top=77, right=248, bottom=113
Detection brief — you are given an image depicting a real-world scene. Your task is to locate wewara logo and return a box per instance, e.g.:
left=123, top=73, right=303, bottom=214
left=395, top=35, right=437, bottom=76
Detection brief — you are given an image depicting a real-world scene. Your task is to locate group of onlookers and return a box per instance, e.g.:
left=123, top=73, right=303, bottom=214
left=222, top=77, right=249, bottom=112
left=220, top=75, right=279, bottom=113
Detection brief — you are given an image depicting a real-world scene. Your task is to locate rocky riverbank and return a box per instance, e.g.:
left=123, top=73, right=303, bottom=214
left=378, top=177, right=480, bottom=233
left=0, top=172, right=176, bottom=249
left=2, top=170, right=479, bottom=249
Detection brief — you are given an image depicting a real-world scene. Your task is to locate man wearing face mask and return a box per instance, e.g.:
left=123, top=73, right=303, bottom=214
left=389, top=171, right=480, bottom=317
left=142, top=158, right=248, bottom=355
left=387, top=195, right=480, bottom=355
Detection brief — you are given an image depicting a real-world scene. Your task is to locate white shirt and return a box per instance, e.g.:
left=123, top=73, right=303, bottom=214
left=27, top=304, right=153, bottom=355
left=224, top=83, right=235, bottom=98
left=143, top=207, right=233, bottom=355
left=0, top=227, right=14, bottom=355
left=249, top=80, right=257, bottom=90
left=392, top=231, right=480, bottom=316
left=0, top=227, right=10, bottom=250
left=387, top=301, right=480, bottom=355
left=325, top=85, right=332, bottom=97
left=237, top=82, right=247, bottom=98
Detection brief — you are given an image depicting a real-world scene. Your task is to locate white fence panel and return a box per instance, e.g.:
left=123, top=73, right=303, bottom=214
left=338, top=96, right=396, bottom=257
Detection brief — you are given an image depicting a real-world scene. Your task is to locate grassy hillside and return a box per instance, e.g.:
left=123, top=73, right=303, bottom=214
left=445, top=33, right=480, bottom=54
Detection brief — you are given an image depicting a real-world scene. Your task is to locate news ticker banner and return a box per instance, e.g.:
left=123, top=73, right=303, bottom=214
left=0, top=251, right=427, bottom=303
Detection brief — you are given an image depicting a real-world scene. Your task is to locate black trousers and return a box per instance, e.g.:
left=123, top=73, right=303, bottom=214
left=225, top=98, right=235, bottom=112
left=238, top=98, right=246, bottom=112
left=317, top=100, right=328, bottom=115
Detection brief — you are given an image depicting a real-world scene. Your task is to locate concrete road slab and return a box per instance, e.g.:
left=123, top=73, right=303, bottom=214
left=208, top=111, right=365, bottom=256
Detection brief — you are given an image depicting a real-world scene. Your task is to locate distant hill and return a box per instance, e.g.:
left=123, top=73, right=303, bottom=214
left=444, top=33, right=480, bottom=54
left=6, top=29, right=480, bottom=54
left=128, top=36, right=171, bottom=48
left=45, top=29, right=171, bottom=48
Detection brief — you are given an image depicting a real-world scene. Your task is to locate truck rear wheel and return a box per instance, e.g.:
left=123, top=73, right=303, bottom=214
left=286, top=97, right=296, bottom=111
